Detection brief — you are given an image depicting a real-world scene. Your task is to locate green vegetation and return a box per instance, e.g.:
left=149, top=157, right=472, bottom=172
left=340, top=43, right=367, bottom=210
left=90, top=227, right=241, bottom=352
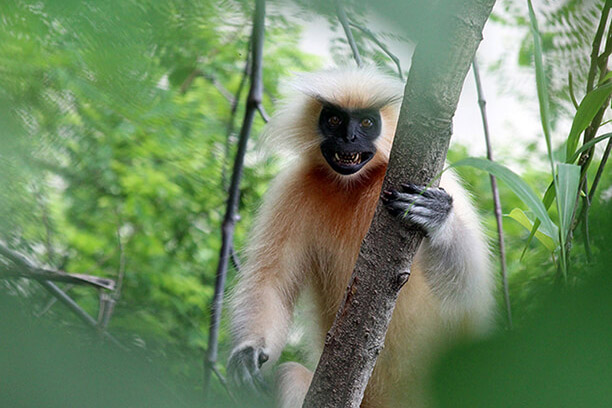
left=1, top=0, right=611, bottom=406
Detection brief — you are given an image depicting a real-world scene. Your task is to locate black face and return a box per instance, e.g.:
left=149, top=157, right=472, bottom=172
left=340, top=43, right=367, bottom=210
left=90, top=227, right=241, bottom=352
left=318, top=104, right=381, bottom=175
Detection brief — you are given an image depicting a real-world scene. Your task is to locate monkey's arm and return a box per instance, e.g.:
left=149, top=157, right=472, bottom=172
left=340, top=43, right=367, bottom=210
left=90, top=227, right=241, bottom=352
left=228, top=177, right=306, bottom=391
left=382, top=172, right=493, bottom=318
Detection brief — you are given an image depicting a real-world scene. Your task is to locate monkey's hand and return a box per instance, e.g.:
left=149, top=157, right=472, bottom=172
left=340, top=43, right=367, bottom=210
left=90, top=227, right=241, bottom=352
left=382, top=183, right=453, bottom=236
left=227, top=343, right=271, bottom=395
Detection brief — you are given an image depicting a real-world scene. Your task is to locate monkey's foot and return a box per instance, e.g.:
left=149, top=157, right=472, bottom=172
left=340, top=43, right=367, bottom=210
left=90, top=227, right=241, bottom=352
left=227, top=344, right=270, bottom=395
left=382, top=183, right=453, bottom=236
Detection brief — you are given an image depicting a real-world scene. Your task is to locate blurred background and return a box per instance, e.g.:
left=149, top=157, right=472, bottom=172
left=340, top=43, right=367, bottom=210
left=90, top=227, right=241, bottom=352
left=0, top=0, right=610, bottom=406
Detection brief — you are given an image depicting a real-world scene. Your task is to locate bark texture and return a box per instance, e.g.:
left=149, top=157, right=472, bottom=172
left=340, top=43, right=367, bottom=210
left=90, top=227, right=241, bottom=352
left=302, top=1, right=496, bottom=407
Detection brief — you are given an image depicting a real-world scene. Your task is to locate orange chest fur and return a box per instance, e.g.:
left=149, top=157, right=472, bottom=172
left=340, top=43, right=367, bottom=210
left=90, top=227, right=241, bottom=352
left=297, top=164, right=386, bottom=257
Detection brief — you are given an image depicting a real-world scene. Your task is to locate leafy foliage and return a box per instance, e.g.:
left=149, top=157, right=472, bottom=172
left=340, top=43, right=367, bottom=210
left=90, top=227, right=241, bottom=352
left=0, top=0, right=319, bottom=398
left=0, top=0, right=611, bottom=405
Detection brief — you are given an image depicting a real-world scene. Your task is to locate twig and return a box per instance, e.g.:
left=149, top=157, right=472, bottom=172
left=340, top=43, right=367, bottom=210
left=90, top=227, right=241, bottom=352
left=588, top=137, right=612, bottom=203
left=222, top=47, right=251, bottom=190
left=211, top=364, right=237, bottom=404
left=180, top=69, right=202, bottom=94
left=257, top=103, right=270, bottom=123
left=98, top=221, right=126, bottom=330
left=114, top=221, right=126, bottom=300
left=472, top=59, right=512, bottom=329
left=0, top=242, right=115, bottom=290
left=204, top=72, right=236, bottom=104
left=36, top=284, right=74, bottom=317
left=586, top=0, right=611, bottom=92
left=38, top=280, right=127, bottom=350
left=180, top=69, right=235, bottom=104
left=349, top=23, right=403, bottom=80
left=335, top=0, right=362, bottom=66
left=35, top=186, right=56, bottom=265
left=203, top=0, right=266, bottom=397
left=581, top=180, right=593, bottom=262
left=230, top=245, right=242, bottom=271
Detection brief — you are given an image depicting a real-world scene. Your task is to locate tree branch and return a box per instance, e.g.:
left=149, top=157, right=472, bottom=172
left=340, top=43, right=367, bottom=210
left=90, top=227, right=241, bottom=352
left=203, top=0, right=266, bottom=397
left=472, top=58, right=512, bottom=329
left=0, top=242, right=115, bottom=291
left=37, top=280, right=127, bottom=350
left=349, top=23, right=404, bottom=80
left=335, top=0, right=362, bottom=66
left=222, top=48, right=251, bottom=190
left=586, top=0, right=611, bottom=92
left=179, top=69, right=236, bottom=104
left=257, top=103, right=270, bottom=123
left=302, top=1, right=496, bottom=406
left=588, top=137, right=612, bottom=203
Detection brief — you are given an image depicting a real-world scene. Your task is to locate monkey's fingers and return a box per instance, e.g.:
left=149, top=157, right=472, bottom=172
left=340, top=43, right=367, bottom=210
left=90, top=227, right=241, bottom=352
left=400, top=183, right=449, bottom=201
left=399, top=183, right=426, bottom=195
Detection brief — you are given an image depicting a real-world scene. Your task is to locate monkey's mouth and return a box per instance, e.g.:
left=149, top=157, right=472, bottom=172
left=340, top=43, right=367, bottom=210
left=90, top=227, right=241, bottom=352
left=322, top=149, right=375, bottom=175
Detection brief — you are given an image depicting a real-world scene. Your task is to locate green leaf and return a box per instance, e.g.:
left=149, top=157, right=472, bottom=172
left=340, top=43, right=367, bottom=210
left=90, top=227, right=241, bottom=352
left=527, top=0, right=552, bottom=148
left=450, top=157, right=558, bottom=241
left=508, top=208, right=557, bottom=252
left=569, top=132, right=612, bottom=163
left=599, top=71, right=612, bottom=85
left=521, top=182, right=555, bottom=260
left=556, top=163, right=581, bottom=239
left=566, top=82, right=612, bottom=160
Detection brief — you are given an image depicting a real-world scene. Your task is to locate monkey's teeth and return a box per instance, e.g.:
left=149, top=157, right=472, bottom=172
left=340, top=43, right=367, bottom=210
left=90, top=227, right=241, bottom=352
left=334, top=152, right=363, bottom=165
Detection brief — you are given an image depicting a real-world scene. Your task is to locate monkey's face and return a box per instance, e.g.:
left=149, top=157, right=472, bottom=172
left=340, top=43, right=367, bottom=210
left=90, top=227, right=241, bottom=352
left=318, top=105, right=381, bottom=175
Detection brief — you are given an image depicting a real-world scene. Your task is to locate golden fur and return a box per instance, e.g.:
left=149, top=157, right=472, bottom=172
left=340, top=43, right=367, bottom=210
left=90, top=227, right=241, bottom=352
left=229, top=67, right=494, bottom=408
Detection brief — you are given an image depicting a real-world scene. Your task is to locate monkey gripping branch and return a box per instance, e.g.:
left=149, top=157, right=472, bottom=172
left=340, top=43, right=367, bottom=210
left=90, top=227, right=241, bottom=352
left=302, top=1, right=497, bottom=407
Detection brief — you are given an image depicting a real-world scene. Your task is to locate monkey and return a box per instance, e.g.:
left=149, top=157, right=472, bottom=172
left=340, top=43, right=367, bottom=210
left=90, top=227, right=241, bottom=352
left=227, top=67, right=494, bottom=408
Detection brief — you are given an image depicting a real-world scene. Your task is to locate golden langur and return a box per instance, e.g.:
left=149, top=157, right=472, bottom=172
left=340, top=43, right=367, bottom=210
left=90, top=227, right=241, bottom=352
left=228, top=67, right=494, bottom=408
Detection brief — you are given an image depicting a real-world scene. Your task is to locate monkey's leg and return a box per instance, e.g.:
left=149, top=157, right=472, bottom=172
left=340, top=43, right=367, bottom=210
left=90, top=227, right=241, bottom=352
left=276, top=364, right=381, bottom=408
left=276, top=362, right=313, bottom=408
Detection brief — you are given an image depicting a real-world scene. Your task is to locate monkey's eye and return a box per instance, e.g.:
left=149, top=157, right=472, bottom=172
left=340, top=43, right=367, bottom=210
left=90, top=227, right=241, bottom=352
left=360, top=118, right=374, bottom=128
left=327, top=115, right=342, bottom=128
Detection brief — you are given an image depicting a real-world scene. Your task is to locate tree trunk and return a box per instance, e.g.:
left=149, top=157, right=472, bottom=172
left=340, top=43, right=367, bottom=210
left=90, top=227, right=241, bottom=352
left=302, top=1, right=496, bottom=407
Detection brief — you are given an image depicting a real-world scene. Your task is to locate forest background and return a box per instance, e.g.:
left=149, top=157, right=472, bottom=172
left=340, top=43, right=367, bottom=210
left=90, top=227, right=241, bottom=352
left=1, top=0, right=611, bottom=407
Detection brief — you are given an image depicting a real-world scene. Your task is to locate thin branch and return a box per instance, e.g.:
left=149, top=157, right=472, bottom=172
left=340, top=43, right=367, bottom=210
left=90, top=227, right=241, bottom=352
left=222, top=47, right=251, bottom=190
left=586, top=0, right=611, bottom=92
left=230, top=245, right=242, bottom=271
left=581, top=180, right=593, bottom=262
left=114, top=221, right=127, bottom=300
left=203, top=0, right=266, bottom=397
left=36, top=284, right=74, bottom=317
left=180, top=69, right=235, bottom=104
left=180, top=69, right=203, bottom=94
left=349, top=23, right=403, bottom=80
left=0, top=242, right=115, bottom=290
left=335, top=0, right=362, bottom=66
left=35, top=186, right=56, bottom=265
left=588, top=137, right=612, bottom=203
left=472, top=59, right=512, bottom=329
left=38, top=280, right=127, bottom=350
left=204, top=72, right=236, bottom=104
left=97, top=292, right=116, bottom=331
left=211, top=364, right=238, bottom=404
left=98, top=221, right=126, bottom=330
left=257, top=103, right=270, bottom=123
